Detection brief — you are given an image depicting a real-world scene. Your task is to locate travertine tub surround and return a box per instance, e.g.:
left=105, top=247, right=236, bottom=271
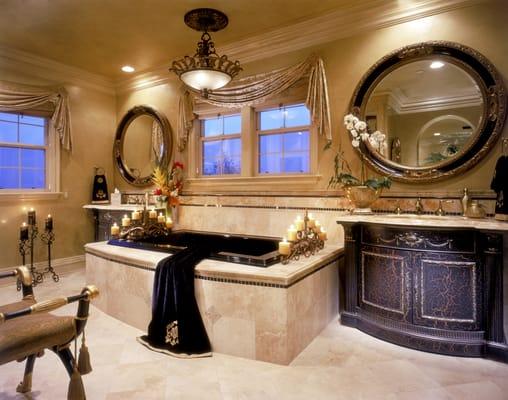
left=85, top=242, right=342, bottom=365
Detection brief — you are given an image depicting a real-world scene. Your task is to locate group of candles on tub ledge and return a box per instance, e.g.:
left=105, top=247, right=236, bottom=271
left=110, top=208, right=173, bottom=236
left=278, top=212, right=328, bottom=257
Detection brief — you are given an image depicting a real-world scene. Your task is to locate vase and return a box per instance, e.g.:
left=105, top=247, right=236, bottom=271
left=156, top=200, right=168, bottom=209
left=345, top=186, right=381, bottom=214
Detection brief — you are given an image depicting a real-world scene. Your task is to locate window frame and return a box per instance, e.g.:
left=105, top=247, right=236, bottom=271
left=197, top=111, right=242, bottom=177
left=0, top=110, right=60, bottom=195
left=255, top=102, right=313, bottom=176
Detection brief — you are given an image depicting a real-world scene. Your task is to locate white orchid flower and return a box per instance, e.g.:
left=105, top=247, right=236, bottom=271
left=346, top=123, right=354, bottom=131
left=350, top=129, right=358, bottom=137
left=355, top=121, right=367, bottom=131
left=360, top=132, right=370, bottom=141
left=352, top=139, right=360, bottom=147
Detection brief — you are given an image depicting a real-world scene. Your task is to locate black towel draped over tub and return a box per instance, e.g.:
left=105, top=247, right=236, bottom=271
left=137, top=246, right=212, bottom=358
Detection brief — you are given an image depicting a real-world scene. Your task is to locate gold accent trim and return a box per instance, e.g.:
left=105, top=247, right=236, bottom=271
left=30, top=298, right=68, bottom=314
left=15, top=266, right=32, bottom=287
left=0, top=312, right=5, bottom=324
left=165, top=320, right=179, bottom=346
left=82, top=285, right=99, bottom=300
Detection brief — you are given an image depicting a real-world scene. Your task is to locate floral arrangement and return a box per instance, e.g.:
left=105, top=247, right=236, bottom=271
left=328, top=114, right=391, bottom=190
left=152, top=161, right=184, bottom=207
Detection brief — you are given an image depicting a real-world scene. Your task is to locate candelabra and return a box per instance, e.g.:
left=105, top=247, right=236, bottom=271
left=111, top=207, right=173, bottom=241
left=280, top=210, right=326, bottom=265
left=40, top=229, right=59, bottom=283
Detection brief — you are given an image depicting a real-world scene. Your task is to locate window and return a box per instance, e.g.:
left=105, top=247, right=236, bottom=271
left=200, top=114, right=241, bottom=175
left=258, top=104, right=311, bottom=174
left=0, top=112, right=49, bottom=190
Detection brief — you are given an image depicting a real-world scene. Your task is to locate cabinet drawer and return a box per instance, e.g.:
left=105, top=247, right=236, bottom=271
left=362, top=225, right=475, bottom=253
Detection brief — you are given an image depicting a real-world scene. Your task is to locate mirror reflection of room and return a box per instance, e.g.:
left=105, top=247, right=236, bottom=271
left=365, top=59, right=483, bottom=167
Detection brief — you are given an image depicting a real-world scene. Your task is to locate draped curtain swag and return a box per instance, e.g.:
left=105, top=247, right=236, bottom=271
left=177, top=54, right=331, bottom=151
left=0, top=80, right=73, bottom=151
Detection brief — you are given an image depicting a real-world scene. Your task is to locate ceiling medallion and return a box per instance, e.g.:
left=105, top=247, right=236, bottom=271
left=170, top=8, right=242, bottom=97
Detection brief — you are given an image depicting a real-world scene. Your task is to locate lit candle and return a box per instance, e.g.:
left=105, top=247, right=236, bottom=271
left=157, top=212, right=165, bottom=223
left=27, top=208, right=36, bottom=225
left=131, top=210, right=141, bottom=220
left=166, top=217, right=173, bottom=229
left=319, top=228, right=327, bottom=241
left=295, top=215, right=304, bottom=231
left=278, top=237, right=291, bottom=255
left=315, top=220, right=321, bottom=232
left=20, top=222, right=29, bottom=240
left=121, top=214, right=131, bottom=227
left=149, top=209, right=157, bottom=219
left=45, top=214, right=53, bottom=231
left=307, top=213, right=315, bottom=228
left=110, top=222, right=120, bottom=236
left=287, top=224, right=297, bottom=241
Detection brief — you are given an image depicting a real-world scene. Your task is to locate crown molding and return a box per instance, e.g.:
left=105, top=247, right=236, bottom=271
left=0, top=45, right=115, bottom=95
left=116, top=0, right=485, bottom=94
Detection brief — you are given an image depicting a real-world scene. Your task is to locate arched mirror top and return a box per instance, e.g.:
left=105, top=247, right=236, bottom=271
left=349, top=41, right=506, bottom=182
left=114, top=105, right=173, bottom=186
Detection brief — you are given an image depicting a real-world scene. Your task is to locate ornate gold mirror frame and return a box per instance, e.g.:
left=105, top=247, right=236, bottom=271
left=350, top=41, right=506, bottom=182
left=113, top=105, right=173, bottom=186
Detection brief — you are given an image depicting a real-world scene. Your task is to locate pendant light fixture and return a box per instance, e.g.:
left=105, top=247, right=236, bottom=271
left=170, top=8, right=242, bottom=97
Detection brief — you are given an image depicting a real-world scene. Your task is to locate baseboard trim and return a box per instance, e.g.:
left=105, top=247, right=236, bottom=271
left=1, top=254, right=85, bottom=274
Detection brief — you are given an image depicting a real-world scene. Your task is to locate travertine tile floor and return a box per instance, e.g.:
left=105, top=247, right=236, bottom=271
left=1, top=265, right=508, bottom=400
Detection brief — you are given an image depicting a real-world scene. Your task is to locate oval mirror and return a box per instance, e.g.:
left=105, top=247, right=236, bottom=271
left=350, top=41, right=506, bottom=182
left=114, top=105, right=172, bottom=186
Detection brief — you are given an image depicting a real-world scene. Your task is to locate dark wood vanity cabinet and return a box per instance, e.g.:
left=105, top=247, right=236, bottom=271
left=340, top=221, right=506, bottom=362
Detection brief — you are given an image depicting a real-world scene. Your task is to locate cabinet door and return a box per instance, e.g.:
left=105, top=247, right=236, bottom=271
left=97, top=210, right=124, bottom=241
left=413, top=252, right=481, bottom=331
left=359, top=246, right=412, bottom=322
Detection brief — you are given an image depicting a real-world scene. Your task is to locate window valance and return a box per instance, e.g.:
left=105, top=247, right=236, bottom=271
left=0, top=80, right=73, bottom=151
left=177, top=54, right=331, bottom=151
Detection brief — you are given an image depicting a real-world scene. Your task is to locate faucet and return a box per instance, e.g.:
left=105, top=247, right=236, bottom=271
left=394, top=201, right=402, bottom=215
left=435, top=200, right=444, bottom=216
left=415, top=197, right=423, bottom=215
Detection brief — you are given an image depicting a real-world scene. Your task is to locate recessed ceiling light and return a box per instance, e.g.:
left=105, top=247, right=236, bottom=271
left=430, top=61, right=444, bottom=69
left=434, top=132, right=441, bottom=136
left=121, top=65, right=135, bottom=73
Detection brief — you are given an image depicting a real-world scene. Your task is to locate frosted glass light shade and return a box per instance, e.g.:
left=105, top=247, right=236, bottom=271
left=180, top=69, right=231, bottom=91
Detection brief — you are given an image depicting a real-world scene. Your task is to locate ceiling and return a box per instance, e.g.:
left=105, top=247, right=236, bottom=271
left=0, top=0, right=353, bottom=79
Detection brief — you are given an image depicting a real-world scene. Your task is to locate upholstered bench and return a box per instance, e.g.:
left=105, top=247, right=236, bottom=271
left=0, top=267, right=98, bottom=400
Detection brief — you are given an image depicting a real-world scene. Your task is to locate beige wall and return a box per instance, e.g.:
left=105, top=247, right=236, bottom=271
left=115, top=2, right=508, bottom=195
left=0, top=68, right=116, bottom=269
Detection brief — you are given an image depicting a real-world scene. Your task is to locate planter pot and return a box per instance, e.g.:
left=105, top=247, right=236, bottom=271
left=345, top=186, right=381, bottom=214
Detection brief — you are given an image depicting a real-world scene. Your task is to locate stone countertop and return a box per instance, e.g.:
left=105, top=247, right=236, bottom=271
left=83, top=204, right=141, bottom=211
left=84, top=241, right=343, bottom=287
left=336, top=213, right=508, bottom=231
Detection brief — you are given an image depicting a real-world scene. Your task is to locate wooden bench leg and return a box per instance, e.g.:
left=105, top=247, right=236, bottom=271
left=54, top=347, right=86, bottom=400
left=16, top=354, right=36, bottom=393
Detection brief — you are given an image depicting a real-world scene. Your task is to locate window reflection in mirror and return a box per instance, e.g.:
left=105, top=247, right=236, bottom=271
left=364, top=59, right=483, bottom=167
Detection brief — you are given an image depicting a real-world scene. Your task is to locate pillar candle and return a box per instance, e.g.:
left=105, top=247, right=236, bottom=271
left=20, top=222, right=29, bottom=240
left=131, top=210, right=141, bottom=220
left=295, top=216, right=304, bottom=231
left=307, top=213, right=315, bottom=228
left=166, top=217, right=173, bottom=229
left=121, top=214, right=131, bottom=227
left=149, top=209, right=157, bottom=219
left=319, top=229, right=327, bottom=241
left=45, top=214, right=53, bottom=231
left=111, top=223, right=120, bottom=236
left=315, top=220, right=321, bottom=232
left=27, top=208, right=36, bottom=225
left=157, top=213, right=165, bottom=223
left=278, top=238, right=291, bottom=255
left=287, top=225, right=297, bottom=241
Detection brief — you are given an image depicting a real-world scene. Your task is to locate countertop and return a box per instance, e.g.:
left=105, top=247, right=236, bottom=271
left=336, top=213, right=508, bottom=231
left=84, top=241, right=343, bottom=287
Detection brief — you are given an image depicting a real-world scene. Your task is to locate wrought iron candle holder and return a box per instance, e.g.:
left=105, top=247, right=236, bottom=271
left=280, top=210, right=326, bottom=265
left=18, top=212, right=58, bottom=288
left=112, top=207, right=172, bottom=242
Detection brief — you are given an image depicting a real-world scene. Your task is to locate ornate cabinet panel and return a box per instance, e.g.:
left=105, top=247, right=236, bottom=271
left=359, top=246, right=412, bottom=322
left=413, top=252, right=481, bottom=331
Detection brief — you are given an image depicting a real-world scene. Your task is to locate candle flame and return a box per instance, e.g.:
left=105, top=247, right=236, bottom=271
left=22, top=222, right=27, bottom=227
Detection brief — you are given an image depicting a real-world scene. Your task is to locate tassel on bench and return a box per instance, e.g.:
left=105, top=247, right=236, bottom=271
left=77, top=331, right=92, bottom=375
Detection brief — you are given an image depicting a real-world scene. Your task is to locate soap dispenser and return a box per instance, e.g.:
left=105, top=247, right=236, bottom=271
left=461, top=188, right=470, bottom=216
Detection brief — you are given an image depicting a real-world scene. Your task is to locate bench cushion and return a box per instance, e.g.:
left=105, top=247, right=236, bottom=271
left=0, top=300, right=76, bottom=365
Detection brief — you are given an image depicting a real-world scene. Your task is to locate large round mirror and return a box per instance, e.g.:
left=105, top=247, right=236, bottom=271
left=350, top=41, right=506, bottom=182
left=114, top=105, right=172, bottom=186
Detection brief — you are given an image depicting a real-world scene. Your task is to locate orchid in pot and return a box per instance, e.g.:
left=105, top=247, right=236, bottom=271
left=328, top=114, right=391, bottom=213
